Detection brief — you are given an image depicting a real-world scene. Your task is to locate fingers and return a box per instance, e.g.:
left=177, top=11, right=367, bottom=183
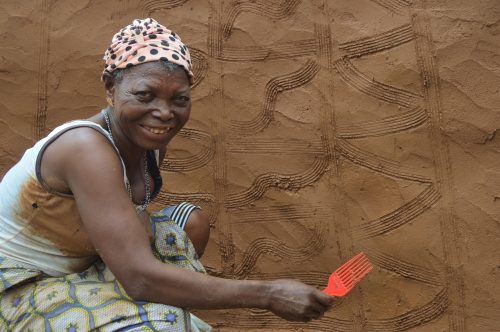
left=300, top=296, right=330, bottom=322
left=299, top=288, right=333, bottom=321
left=295, top=309, right=324, bottom=323
left=304, top=291, right=333, bottom=321
left=316, top=289, right=336, bottom=307
left=281, top=303, right=327, bottom=322
left=309, top=297, right=329, bottom=314
left=268, top=280, right=333, bottom=322
left=307, top=309, right=324, bottom=320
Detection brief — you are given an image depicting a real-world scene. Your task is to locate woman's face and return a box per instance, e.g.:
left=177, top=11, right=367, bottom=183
left=107, top=62, right=191, bottom=151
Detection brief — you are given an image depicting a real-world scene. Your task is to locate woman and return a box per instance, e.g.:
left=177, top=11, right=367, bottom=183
left=0, top=18, right=333, bottom=331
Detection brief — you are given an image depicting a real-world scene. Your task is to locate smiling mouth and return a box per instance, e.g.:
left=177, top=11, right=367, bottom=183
left=142, top=125, right=170, bottom=135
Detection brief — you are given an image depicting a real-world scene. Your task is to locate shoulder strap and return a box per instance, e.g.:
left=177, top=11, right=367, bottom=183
left=35, top=121, right=127, bottom=197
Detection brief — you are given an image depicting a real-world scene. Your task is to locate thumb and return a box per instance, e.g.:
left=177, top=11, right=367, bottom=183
left=317, top=290, right=336, bottom=306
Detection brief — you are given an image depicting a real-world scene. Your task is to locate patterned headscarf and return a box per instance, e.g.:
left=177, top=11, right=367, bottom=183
left=102, top=18, right=194, bottom=84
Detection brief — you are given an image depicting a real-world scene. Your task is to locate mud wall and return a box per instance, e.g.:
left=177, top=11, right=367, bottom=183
left=1, top=0, right=499, bottom=330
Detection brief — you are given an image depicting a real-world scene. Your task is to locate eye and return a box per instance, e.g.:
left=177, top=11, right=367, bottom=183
left=173, top=95, right=190, bottom=106
left=134, top=90, right=153, bottom=102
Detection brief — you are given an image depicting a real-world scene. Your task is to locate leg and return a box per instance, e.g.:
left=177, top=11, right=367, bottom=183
left=0, top=205, right=209, bottom=331
left=0, top=258, right=193, bottom=331
left=159, top=203, right=211, bottom=258
left=184, top=209, right=210, bottom=258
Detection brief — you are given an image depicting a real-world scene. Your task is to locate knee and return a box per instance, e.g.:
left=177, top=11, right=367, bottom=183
left=184, top=209, right=210, bottom=258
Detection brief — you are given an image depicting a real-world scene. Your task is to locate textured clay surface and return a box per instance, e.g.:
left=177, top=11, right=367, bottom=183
left=0, top=0, right=499, bottom=330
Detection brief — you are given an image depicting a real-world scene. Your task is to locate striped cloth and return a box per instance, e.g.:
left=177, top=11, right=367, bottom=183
left=165, top=202, right=200, bottom=230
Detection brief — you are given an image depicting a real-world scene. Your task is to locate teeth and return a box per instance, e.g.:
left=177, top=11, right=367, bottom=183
left=144, top=126, right=169, bottom=134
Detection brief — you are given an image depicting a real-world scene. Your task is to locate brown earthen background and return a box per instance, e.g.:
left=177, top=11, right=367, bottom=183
left=1, top=0, right=499, bottom=331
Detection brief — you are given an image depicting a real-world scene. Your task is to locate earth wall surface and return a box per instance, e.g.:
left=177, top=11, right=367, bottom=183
left=0, top=0, right=499, bottom=330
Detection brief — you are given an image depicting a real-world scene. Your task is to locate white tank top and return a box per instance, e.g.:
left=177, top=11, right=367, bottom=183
left=0, top=120, right=126, bottom=276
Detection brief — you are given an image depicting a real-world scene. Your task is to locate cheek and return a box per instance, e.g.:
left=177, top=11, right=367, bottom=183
left=117, top=108, right=134, bottom=124
left=117, top=101, right=147, bottom=122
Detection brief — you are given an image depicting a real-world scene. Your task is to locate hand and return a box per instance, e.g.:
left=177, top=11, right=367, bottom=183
left=266, top=279, right=335, bottom=322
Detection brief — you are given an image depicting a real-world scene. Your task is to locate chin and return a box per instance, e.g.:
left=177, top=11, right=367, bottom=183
left=144, top=139, right=171, bottom=151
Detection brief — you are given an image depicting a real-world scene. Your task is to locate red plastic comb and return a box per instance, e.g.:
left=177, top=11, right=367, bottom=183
left=323, top=252, right=373, bottom=297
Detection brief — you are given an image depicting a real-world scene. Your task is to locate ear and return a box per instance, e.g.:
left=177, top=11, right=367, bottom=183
left=102, top=72, right=115, bottom=100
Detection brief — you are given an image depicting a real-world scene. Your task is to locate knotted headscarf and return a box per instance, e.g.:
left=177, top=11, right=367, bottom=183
left=103, top=18, right=194, bottom=84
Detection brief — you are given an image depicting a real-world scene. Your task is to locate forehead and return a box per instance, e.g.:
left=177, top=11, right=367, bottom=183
left=118, top=62, right=190, bottom=88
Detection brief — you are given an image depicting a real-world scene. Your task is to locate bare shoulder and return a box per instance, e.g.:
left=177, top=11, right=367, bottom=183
left=40, top=126, right=121, bottom=194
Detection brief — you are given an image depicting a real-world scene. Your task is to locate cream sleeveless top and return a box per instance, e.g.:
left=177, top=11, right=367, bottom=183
left=0, top=120, right=154, bottom=276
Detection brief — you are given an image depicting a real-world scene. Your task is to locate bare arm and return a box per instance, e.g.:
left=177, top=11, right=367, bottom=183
left=44, top=128, right=333, bottom=321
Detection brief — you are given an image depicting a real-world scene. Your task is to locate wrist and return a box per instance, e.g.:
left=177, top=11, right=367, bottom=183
left=234, top=279, right=274, bottom=310
left=255, top=280, right=274, bottom=310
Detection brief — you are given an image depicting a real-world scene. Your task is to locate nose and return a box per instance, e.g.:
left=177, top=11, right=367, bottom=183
left=151, top=102, right=174, bottom=121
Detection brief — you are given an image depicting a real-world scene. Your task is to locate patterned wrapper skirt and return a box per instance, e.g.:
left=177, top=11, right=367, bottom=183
left=0, top=207, right=208, bottom=331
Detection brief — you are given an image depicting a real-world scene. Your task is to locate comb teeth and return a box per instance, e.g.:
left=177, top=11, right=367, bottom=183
left=338, top=263, right=373, bottom=286
left=336, top=252, right=366, bottom=275
left=338, top=259, right=372, bottom=279
left=337, top=255, right=373, bottom=285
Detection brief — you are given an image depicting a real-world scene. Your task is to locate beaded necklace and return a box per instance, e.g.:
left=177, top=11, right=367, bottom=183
left=102, top=110, right=150, bottom=212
